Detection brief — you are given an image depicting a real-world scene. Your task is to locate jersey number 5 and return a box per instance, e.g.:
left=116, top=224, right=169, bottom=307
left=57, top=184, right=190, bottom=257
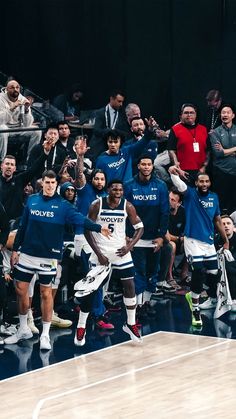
left=108, top=223, right=114, bottom=233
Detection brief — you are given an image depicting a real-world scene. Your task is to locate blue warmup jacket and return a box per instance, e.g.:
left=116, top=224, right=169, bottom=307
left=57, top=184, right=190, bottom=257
left=124, top=174, right=169, bottom=239
left=96, top=131, right=154, bottom=183
left=184, top=187, right=220, bottom=244
left=76, top=183, right=107, bottom=216
left=13, top=192, right=102, bottom=259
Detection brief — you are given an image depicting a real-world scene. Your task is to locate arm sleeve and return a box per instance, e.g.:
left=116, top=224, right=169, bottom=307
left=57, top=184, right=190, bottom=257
left=170, top=174, right=187, bottom=192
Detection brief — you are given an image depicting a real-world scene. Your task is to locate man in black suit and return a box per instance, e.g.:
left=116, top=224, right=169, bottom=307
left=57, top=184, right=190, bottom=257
left=88, top=89, right=130, bottom=162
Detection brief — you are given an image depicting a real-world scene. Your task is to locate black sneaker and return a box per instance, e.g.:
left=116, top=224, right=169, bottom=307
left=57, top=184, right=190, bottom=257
left=192, top=309, right=203, bottom=327
left=122, top=323, right=142, bottom=342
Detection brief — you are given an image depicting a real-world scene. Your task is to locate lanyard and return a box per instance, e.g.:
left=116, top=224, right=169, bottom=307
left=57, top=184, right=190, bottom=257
left=45, top=146, right=57, bottom=169
left=211, top=109, right=219, bottom=130
left=105, top=105, right=118, bottom=129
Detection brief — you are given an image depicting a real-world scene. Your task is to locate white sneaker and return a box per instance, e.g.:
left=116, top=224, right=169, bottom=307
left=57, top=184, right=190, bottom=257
left=27, top=317, right=40, bottom=334
left=199, top=298, right=217, bottom=310
left=51, top=312, right=72, bottom=328
left=4, top=327, right=33, bottom=345
left=158, top=280, right=176, bottom=293
left=0, top=322, right=18, bottom=336
left=40, top=335, right=51, bottom=350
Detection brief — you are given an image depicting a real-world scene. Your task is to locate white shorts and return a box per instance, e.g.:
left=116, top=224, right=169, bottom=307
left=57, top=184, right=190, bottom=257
left=74, top=234, right=92, bottom=256
left=89, top=250, right=134, bottom=280
left=184, top=237, right=218, bottom=271
left=14, top=253, right=58, bottom=286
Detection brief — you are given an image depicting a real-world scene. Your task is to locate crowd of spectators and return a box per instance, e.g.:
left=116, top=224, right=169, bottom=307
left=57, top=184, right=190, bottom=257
left=0, top=80, right=236, bottom=347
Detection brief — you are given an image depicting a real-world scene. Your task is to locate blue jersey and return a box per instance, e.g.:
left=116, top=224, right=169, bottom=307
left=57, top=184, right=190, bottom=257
left=124, top=175, right=169, bottom=239
left=76, top=183, right=107, bottom=216
left=123, top=137, right=158, bottom=175
left=13, top=192, right=101, bottom=259
left=96, top=132, right=153, bottom=183
left=184, top=187, right=220, bottom=244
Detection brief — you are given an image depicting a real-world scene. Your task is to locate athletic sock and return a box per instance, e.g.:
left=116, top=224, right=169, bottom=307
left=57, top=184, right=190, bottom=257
left=77, top=311, right=89, bottom=328
left=126, top=308, right=136, bottom=326
left=19, top=313, right=28, bottom=329
left=42, top=321, right=51, bottom=337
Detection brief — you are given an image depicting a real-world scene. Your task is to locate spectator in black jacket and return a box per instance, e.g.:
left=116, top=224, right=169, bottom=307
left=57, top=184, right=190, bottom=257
left=27, top=124, right=65, bottom=181
left=0, top=133, right=55, bottom=221
left=88, top=89, right=130, bottom=162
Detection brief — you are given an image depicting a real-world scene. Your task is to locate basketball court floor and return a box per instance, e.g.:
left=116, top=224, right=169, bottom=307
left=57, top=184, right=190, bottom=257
left=1, top=294, right=236, bottom=418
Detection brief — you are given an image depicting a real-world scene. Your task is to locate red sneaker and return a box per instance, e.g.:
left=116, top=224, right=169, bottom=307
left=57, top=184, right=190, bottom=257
left=95, top=316, right=114, bottom=330
left=74, top=327, right=86, bottom=346
left=122, top=323, right=142, bottom=342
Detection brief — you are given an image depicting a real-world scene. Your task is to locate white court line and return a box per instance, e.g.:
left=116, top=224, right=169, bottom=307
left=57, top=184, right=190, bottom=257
left=32, top=338, right=229, bottom=419
left=161, top=330, right=236, bottom=341
left=1, top=330, right=163, bottom=383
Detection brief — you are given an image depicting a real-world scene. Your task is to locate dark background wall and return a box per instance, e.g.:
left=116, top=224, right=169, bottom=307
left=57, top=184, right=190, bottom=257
left=1, top=0, right=236, bottom=127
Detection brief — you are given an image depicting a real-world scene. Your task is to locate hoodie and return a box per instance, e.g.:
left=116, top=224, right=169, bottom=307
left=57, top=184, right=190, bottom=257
left=0, top=88, right=34, bottom=127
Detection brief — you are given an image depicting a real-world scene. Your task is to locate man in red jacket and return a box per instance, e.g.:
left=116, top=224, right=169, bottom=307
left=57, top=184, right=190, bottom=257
left=168, top=103, right=210, bottom=186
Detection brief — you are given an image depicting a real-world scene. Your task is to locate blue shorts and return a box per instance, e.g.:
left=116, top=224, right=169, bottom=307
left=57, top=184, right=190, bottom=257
left=13, top=253, right=58, bottom=286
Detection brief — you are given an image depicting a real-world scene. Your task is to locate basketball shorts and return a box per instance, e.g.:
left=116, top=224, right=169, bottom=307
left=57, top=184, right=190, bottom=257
left=13, top=253, right=58, bottom=286
left=89, top=250, right=135, bottom=280
left=184, top=237, right=218, bottom=271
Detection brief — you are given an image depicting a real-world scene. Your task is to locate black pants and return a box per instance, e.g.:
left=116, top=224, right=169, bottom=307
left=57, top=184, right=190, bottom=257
left=212, top=167, right=236, bottom=214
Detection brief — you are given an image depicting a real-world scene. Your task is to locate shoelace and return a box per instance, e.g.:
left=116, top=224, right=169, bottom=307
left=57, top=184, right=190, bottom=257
left=77, top=328, right=85, bottom=339
left=130, top=324, right=140, bottom=337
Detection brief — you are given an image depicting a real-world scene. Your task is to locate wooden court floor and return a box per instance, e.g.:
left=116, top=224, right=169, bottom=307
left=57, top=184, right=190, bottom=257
left=1, top=331, right=236, bottom=419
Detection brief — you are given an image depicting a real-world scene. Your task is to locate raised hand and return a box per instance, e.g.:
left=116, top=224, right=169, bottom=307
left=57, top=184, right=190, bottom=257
left=74, top=136, right=90, bottom=157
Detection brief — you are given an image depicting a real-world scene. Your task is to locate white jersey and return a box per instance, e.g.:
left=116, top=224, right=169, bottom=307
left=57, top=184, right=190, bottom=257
left=93, top=196, right=127, bottom=253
